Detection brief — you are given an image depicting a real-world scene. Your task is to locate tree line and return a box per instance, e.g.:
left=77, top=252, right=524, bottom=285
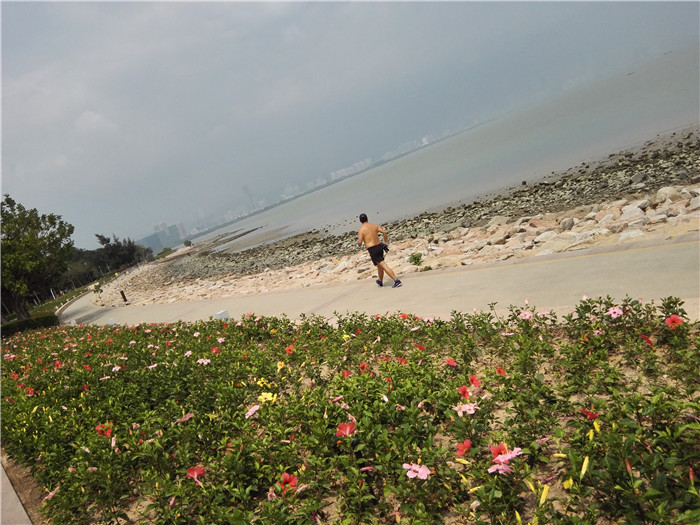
left=1, top=194, right=154, bottom=321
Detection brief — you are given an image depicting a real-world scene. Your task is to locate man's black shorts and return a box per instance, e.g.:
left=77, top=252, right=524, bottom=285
left=367, top=244, right=385, bottom=266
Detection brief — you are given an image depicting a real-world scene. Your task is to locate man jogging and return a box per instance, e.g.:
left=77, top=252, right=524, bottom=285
left=358, top=213, right=402, bottom=288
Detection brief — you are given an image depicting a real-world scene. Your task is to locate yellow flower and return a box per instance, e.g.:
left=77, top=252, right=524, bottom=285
left=580, top=456, right=589, bottom=479
left=277, top=361, right=285, bottom=373
left=593, top=420, right=601, bottom=433
left=525, top=479, right=536, bottom=494
left=563, top=477, right=573, bottom=490
left=258, top=392, right=277, bottom=404
left=553, top=453, right=567, bottom=458
left=454, top=458, right=469, bottom=465
left=257, top=378, right=270, bottom=388
left=539, top=484, right=550, bottom=506
left=342, top=334, right=351, bottom=341
left=515, top=511, right=522, bottom=525
left=587, top=429, right=594, bottom=440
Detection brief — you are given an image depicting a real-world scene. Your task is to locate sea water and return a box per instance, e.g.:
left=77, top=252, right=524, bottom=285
left=196, top=44, right=699, bottom=252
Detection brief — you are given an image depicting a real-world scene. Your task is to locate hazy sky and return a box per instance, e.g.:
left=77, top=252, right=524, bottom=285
left=3, top=1, right=698, bottom=249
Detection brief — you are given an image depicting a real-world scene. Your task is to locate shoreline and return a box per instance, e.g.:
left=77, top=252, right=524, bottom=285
left=96, top=125, right=700, bottom=307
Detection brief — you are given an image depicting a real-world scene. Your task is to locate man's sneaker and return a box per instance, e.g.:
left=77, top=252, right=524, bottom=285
left=376, top=279, right=383, bottom=287
left=393, top=279, right=402, bottom=288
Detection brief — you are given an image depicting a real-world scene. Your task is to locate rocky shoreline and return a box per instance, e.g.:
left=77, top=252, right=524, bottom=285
left=95, top=126, right=700, bottom=307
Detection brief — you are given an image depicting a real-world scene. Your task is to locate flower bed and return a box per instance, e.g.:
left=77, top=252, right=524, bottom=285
left=2, top=296, right=698, bottom=524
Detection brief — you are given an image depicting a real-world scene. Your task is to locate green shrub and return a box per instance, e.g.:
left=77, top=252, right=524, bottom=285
left=408, top=252, right=423, bottom=266
left=1, top=313, right=59, bottom=338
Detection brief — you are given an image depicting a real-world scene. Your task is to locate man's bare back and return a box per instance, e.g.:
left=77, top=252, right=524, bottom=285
left=357, top=221, right=387, bottom=249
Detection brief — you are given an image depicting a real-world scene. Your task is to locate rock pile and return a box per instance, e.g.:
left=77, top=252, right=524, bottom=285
left=95, top=127, right=700, bottom=307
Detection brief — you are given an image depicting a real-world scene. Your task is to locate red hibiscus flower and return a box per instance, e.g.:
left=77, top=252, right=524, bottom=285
left=580, top=408, right=599, bottom=420
left=336, top=421, right=357, bottom=437
left=469, top=375, right=481, bottom=388
left=277, top=472, right=298, bottom=496
left=445, top=358, right=457, bottom=368
left=186, top=465, right=205, bottom=486
left=640, top=334, right=654, bottom=347
left=456, top=439, right=471, bottom=457
left=396, top=357, right=408, bottom=365
left=83, top=365, right=92, bottom=371
left=458, top=385, right=470, bottom=400
left=96, top=423, right=112, bottom=438
left=211, top=347, right=220, bottom=354
left=285, top=345, right=294, bottom=354
left=25, top=387, right=35, bottom=397
left=496, top=366, right=507, bottom=376
left=359, top=362, right=369, bottom=374
left=491, top=443, right=508, bottom=460
left=665, top=315, right=683, bottom=330
left=341, top=370, right=352, bottom=379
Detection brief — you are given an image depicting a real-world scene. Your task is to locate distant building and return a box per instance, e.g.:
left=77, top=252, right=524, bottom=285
left=138, top=232, right=165, bottom=253
left=139, top=223, right=185, bottom=253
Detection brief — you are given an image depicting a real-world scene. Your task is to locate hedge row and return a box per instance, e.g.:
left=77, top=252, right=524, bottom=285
left=1, top=313, right=59, bottom=339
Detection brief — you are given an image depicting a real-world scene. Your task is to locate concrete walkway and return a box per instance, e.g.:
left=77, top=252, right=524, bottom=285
left=1, top=463, right=32, bottom=525
left=60, top=235, right=700, bottom=326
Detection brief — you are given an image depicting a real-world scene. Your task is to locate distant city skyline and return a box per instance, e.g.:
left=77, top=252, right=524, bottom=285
left=161, top=121, right=476, bottom=247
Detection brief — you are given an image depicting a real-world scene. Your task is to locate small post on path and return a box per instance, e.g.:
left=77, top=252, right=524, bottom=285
left=120, top=291, right=128, bottom=303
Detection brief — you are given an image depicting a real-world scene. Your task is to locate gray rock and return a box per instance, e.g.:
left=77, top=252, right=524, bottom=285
left=561, top=217, right=575, bottom=231
left=627, top=217, right=650, bottom=228
left=688, top=196, right=700, bottom=212
left=629, top=172, right=648, bottom=184
left=608, top=222, right=628, bottom=233
left=487, top=231, right=509, bottom=245
left=468, top=240, right=491, bottom=252
left=534, top=231, right=558, bottom=243
left=487, top=215, right=510, bottom=227
left=648, top=214, right=668, bottom=224
left=618, top=229, right=645, bottom=242
left=655, top=186, right=682, bottom=203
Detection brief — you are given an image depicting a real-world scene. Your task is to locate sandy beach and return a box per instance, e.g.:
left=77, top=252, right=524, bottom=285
left=95, top=126, right=700, bottom=308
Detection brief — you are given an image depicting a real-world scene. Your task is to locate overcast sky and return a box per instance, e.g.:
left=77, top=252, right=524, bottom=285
left=3, top=1, right=698, bottom=249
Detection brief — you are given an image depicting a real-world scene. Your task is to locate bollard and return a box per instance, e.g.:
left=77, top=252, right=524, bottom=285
left=120, top=291, right=128, bottom=303
left=215, top=310, right=230, bottom=320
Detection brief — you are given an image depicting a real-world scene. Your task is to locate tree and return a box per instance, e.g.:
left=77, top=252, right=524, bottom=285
left=94, top=233, right=153, bottom=271
left=1, top=195, right=75, bottom=320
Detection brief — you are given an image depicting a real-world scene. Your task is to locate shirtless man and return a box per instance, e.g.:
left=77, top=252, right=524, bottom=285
left=357, top=213, right=402, bottom=288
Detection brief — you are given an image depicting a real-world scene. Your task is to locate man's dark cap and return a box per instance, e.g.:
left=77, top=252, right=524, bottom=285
left=359, top=213, right=368, bottom=223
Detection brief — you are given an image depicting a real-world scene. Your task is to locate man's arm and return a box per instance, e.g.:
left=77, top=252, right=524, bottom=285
left=378, top=225, right=388, bottom=244
left=358, top=230, right=364, bottom=248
